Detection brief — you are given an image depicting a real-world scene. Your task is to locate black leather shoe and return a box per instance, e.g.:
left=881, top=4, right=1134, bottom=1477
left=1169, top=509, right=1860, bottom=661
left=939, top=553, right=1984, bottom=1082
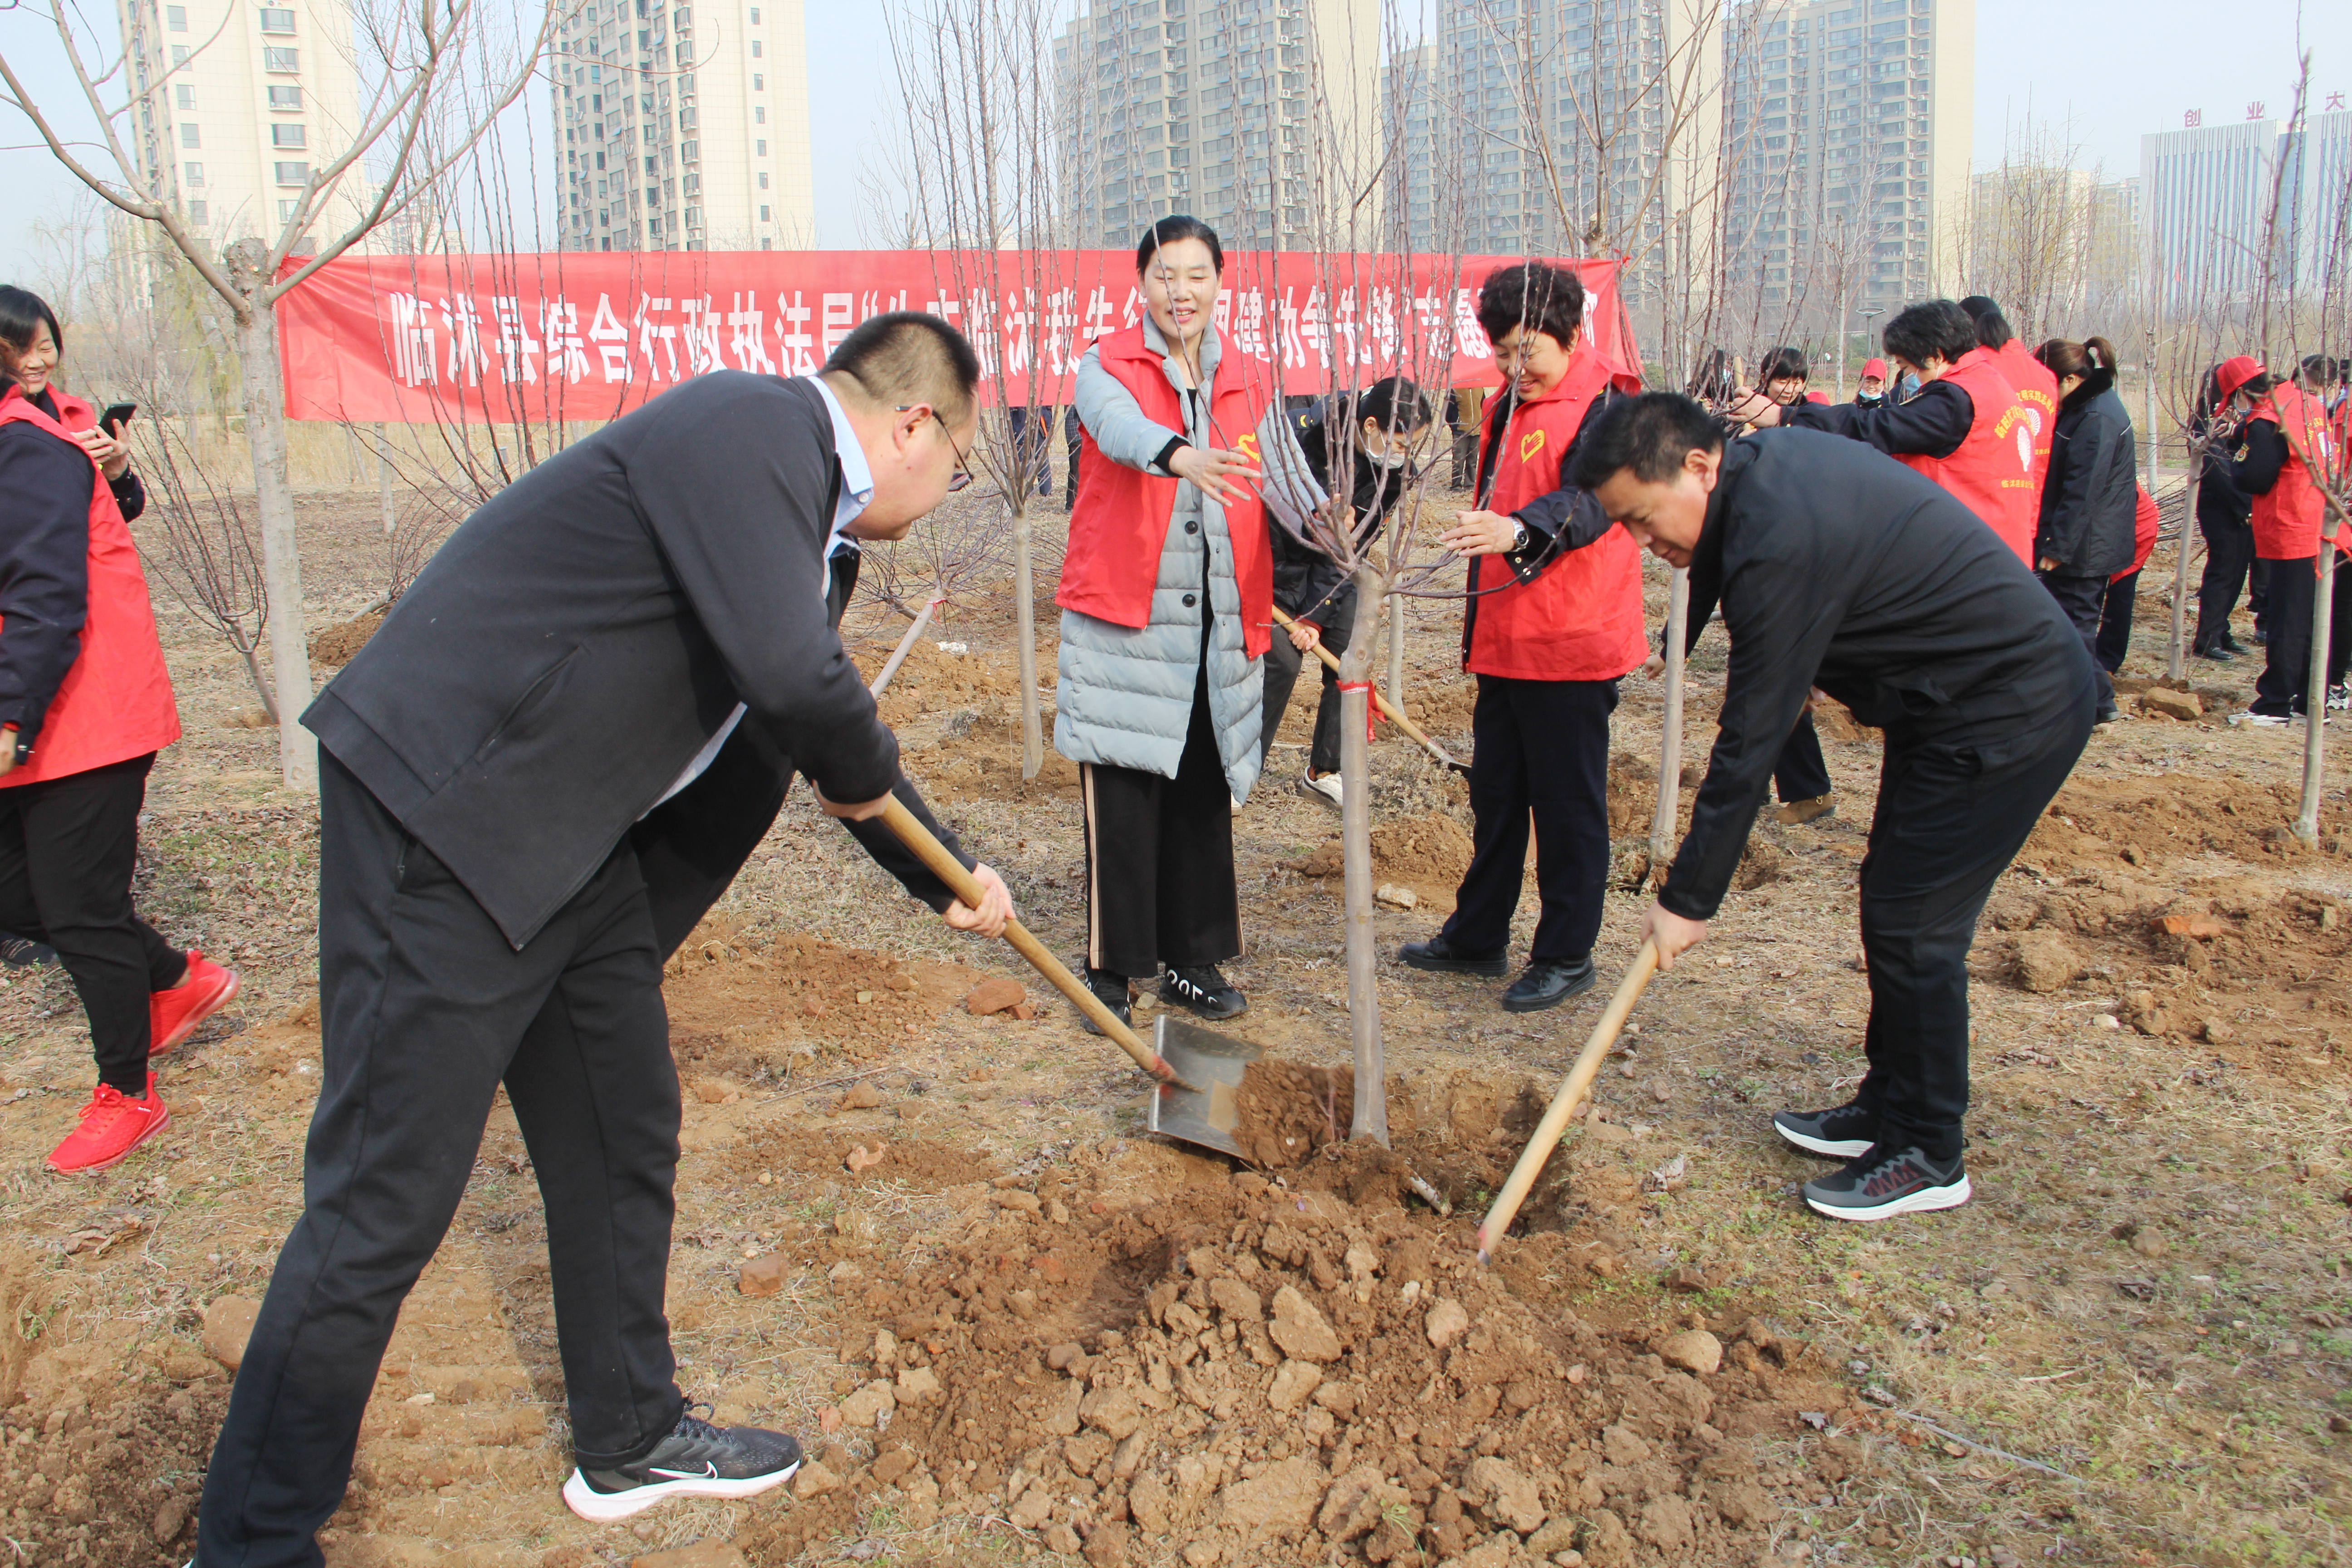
left=2195, top=642, right=2237, bottom=662
left=1398, top=934, right=1508, bottom=976
left=1078, top=967, right=1132, bottom=1035
left=2222, top=632, right=2252, bottom=655
left=1500, top=955, right=1597, bottom=1013
left=1161, top=965, right=1246, bottom=1020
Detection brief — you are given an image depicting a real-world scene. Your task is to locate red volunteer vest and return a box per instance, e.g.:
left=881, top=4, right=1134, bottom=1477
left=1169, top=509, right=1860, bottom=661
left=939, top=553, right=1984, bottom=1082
left=1463, top=352, right=1649, bottom=682
left=1059, top=325, right=1275, bottom=660
left=0, top=386, right=180, bottom=786
left=2115, top=484, right=2159, bottom=583
left=1897, top=348, right=2038, bottom=564
left=1996, top=339, right=2059, bottom=512
left=2248, top=383, right=2341, bottom=563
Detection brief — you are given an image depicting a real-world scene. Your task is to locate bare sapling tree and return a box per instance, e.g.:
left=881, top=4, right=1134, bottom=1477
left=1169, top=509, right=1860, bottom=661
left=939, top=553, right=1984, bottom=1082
left=3, top=0, right=564, bottom=789
left=136, top=399, right=275, bottom=718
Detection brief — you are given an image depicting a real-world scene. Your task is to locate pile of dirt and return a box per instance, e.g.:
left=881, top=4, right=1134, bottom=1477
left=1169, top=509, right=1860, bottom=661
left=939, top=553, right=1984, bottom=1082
left=307, top=605, right=386, bottom=668
left=868, top=633, right=1030, bottom=731
left=1288, top=813, right=1475, bottom=888
left=1233, top=1063, right=1361, bottom=1169
left=2024, top=773, right=2347, bottom=871
left=740, top=1127, right=1872, bottom=1568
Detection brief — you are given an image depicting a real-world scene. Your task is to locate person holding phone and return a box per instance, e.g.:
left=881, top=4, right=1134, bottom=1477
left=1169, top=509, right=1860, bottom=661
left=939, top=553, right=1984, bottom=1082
left=0, top=284, right=239, bottom=1176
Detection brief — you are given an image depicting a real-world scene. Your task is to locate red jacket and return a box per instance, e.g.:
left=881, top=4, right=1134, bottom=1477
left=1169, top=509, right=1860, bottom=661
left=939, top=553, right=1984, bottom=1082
left=2114, top=484, right=2160, bottom=583
left=1896, top=348, right=2038, bottom=564
left=2248, top=382, right=2342, bottom=562
left=0, top=386, right=180, bottom=786
left=1995, top=339, right=2059, bottom=513
left=1059, top=325, right=1276, bottom=660
left=1462, top=351, right=1649, bottom=682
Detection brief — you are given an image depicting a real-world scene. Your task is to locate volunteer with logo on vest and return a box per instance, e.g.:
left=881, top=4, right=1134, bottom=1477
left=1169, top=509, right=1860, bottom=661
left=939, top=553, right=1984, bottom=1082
left=0, top=284, right=239, bottom=1176
left=1735, top=300, right=2038, bottom=566
left=2237, top=356, right=2350, bottom=725
left=1960, top=296, right=2058, bottom=512
left=1398, top=262, right=1647, bottom=1014
left=2029, top=337, right=2138, bottom=725
left=1058, top=216, right=1300, bottom=1031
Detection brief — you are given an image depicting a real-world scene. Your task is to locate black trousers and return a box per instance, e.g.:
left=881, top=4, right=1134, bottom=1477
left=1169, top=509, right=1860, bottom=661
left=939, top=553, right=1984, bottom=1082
left=1260, top=585, right=1356, bottom=777
left=1440, top=675, right=1616, bottom=964
left=2038, top=570, right=2117, bottom=713
left=1449, top=431, right=1478, bottom=487
left=201, top=754, right=685, bottom=1568
left=0, top=753, right=185, bottom=1094
left=2096, top=569, right=2139, bottom=672
left=1857, top=696, right=2093, bottom=1160
left=2195, top=518, right=2255, bottom=650
left=1080, top=675, right=1240, bottom=979
left=1774, top=712, right=1832, bottom=803
left=2252, top=554, right=2352, bottom=715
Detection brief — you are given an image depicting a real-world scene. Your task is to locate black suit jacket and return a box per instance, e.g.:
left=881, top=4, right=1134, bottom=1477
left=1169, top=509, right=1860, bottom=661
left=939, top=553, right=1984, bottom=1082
left=305, top=372, right=968, bottom=952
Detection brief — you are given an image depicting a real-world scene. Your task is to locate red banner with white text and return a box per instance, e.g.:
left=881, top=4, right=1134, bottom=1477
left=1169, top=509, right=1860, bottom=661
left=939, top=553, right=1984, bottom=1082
left=273, top=251, right=1641, bottom=423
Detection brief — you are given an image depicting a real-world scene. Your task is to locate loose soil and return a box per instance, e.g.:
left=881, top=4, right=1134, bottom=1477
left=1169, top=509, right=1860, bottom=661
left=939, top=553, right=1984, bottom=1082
left=1, top=482, right=2347, bottom=1568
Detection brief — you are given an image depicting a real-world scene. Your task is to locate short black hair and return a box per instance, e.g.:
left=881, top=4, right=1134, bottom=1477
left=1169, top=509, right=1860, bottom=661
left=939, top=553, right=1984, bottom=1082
left=1761, top=346, right=1809, bottom=384
left=823, top=310, right=981, bottom=425
left=1957, top=295, right=2017, bottom=350
left=1570, top=392, right=1726, bottom=490
left=1475, top=262, right=1585, bottom=352
left=1882, top=300, right=1979, bottom=370
left=0, top=286, right=63, bottom=383
left=1136, top=215, right=1224, bottom=275
left=2303, top=354, right=2340, bottom=387
left=1357, top=375, right=1433, bottom=431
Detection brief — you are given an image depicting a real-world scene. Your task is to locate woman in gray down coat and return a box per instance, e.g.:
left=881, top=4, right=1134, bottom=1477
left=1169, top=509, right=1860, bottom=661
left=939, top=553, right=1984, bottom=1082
left=2032, top=335, right=2138, bottom=724
left=1056, top=216, right=1318, bottom=1032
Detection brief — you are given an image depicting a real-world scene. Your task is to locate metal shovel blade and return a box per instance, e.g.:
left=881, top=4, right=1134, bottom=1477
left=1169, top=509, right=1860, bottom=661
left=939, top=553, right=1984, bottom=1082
left=1145, top=1012, right=1264, bottom=1159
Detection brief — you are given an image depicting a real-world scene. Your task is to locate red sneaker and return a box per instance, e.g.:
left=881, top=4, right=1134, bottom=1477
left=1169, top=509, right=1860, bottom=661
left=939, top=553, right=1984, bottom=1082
left=46, top=1075, right=171, bottom=1174
left=150, top=949, right=239, bottom=1057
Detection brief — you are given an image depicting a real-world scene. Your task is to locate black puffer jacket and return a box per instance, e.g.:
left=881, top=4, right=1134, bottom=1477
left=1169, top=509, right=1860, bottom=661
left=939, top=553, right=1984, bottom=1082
left=2035, top=366, right=2138, bottom=577
left=1270, top=397, right=1408, bottom=622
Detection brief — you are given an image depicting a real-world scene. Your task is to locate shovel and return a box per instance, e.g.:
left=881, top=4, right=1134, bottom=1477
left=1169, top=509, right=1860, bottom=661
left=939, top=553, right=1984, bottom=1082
left=1269, top=606, right=1469, bottom=775
left=877, top=797, right=1262, bottom=1156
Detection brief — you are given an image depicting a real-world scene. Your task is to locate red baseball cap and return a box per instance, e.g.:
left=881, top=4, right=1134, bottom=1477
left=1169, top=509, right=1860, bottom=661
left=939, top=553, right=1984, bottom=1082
left=2215, top=355, right=2267, bottom=400
left=1862, top=358, right=1887, bottom=380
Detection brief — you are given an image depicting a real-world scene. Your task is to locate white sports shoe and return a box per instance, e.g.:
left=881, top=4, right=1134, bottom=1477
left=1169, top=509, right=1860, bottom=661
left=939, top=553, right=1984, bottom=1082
left=1298, top=770, right=1343, bottom=808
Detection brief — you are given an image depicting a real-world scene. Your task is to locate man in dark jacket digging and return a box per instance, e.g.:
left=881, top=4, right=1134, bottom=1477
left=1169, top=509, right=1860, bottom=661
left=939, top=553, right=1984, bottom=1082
left=1575, top=393, right=2095, bottom=1222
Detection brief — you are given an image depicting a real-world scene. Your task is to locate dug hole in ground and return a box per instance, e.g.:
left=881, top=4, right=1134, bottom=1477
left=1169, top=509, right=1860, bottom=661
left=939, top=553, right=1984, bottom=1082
left=0, top=490, right=2347, bottom=1568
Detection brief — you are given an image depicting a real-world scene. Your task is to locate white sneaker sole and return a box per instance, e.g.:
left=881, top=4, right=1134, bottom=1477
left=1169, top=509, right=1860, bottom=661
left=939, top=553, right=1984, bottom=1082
left=1806, top=1174, right=1972, bottom=1222
left=1773, top=1119, right=1872, bottom=1160
left=561, top=1460, right=800, bottom=1521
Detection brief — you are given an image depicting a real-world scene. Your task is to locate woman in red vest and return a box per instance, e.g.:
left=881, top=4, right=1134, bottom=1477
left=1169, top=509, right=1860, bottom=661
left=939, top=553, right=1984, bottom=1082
left=1056, top=219, right=1295, bottom=1031
left=2238, top=358, right=2350, bottom=723
left=0, top=285, right=237, bottom=1175
left=1960, top=296, right=2058, bottom=513
left=1397, top=262, right=1648, bottom=1013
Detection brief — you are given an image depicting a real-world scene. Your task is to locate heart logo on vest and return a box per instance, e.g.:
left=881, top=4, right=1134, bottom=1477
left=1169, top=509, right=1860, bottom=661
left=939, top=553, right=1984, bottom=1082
left=1519, top=428, right=1547, bottom=465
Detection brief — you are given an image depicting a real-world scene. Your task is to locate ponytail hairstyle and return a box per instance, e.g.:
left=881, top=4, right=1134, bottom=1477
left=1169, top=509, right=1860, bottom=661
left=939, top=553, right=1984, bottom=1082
left=2034, top=336, right=2118, bottom=383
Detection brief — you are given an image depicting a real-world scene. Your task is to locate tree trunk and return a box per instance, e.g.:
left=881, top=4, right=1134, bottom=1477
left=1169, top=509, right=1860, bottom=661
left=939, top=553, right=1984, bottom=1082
left=240, top=645, right=279, bottom=723
left=2297, top=541, right=2337, bottom=844
left=235, top=293, right=319, bottom=792
left=1339, top=565, right=1387, bottom=1145
left=1648, top=567, right=1690, bottom=867
left=1384, top=590, right=1406, bottom=708
left=2167, top=464, right=2203, bottom=681
left=1011, top=500, right=1043, bottom=780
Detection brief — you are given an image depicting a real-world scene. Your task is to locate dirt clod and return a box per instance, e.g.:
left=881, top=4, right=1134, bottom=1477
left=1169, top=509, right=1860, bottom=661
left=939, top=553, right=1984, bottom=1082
left=202, top=1293, right=261, bottom=1371
left=966, top=976, right=1028, bottom=1015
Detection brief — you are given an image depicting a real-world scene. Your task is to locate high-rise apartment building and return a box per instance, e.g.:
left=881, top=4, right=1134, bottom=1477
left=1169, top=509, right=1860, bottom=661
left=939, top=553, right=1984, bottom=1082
left=2143, top=107, right=2352, bottom=317
left=1719, top=0, right=1973, bottom=318
left=1054, top=0, right=1384, bottom=252
left=113, top=0, right=370, bottom=245
left=550, top=0, right=813, bottom=251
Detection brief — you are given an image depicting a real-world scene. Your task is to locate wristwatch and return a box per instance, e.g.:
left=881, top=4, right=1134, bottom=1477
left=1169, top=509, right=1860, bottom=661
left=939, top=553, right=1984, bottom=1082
left=1508, top=520, right=1529, bottom=555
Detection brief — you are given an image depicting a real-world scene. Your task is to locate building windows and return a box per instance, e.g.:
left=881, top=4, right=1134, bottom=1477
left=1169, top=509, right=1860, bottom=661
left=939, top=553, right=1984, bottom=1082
left=749, top=5, right=759, bottom=19
left=750, top=39, right=761, bottom=57
left=755, top=138, right=765, bottom=156
left=171, top=44, right=188, bottom=64
left=760, top=204, right=770, bottom=221
left=754, top=106, right=765, bottom=124
left=264, top=46, right=299, bottom=71
left=273, top=123, right=306, bottom=147
left=274, top=160, right=309, bottom=185
left=176, top=83, right=196, bottom=109
left=752, top=73, right=762, bottom=89
left=189, top=199, right=207, bottom=223
left=166, top=5, right=186, bottom=28
left=269, top=85, right=303, bottom=108
left=181, top=124, right=200, bottom=148
left=758, top=171, right=768, bottom=188
left=279, top=198, right=299, bottom=221
left=259, top=8, right=296, bottom=33
left=183, top=160, right=203, bottom=185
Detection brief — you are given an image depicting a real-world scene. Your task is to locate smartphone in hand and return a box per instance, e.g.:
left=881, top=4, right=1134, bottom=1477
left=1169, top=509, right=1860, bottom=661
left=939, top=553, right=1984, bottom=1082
left=99, top=402, right=137, bottom=436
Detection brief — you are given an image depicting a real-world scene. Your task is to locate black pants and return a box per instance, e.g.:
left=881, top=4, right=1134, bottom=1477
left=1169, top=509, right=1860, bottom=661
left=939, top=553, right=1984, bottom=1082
left=1857, top=696, right=2093, bottom=1160
left=2038, top=570, right=2117, bottom=713
left=2251, top=557, right=2272, bottom=637
left=201, top=754, right=685, bottom=1568
left=2195, top=517, right=2254, bottom=650
left=2096, top=569, right=2138, bottom=672
left=1260, top=585, right=1356, bottom=777
left=0, top=753, right=184, bottom=1094
left=1439, top=675, right=1616, bottom=964
left=1080, top=677, right=1240, bottom=979
left=1450, top=431, right=1477, bottom=487
left=1063, top=408, right=1083, bottom=509
left=2252, top=554, right=2352, bottom=715
left=1774, top=712, right=1832, bottom=803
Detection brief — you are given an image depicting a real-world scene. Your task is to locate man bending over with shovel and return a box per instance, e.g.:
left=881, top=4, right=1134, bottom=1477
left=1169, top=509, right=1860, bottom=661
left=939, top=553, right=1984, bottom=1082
left=1574, top=393, right=2094, bottom=1222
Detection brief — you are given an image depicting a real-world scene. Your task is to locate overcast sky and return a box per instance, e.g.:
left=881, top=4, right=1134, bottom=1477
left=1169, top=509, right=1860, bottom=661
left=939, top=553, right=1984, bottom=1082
left=2, top=0, right=2345, bottom=283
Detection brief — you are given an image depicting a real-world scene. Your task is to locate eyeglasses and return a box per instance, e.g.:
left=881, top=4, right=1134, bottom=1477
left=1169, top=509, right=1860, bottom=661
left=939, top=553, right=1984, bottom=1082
left=899, top=404, right=973, bottom=492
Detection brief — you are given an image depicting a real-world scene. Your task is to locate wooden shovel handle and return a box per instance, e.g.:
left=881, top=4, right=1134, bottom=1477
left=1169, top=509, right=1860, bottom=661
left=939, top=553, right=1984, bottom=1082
left=876, top=797, right=1179, bottom=1083
left=1476, top=941, right=1661, bottom=1259
left=1269, top=606, right=1465, bottom=771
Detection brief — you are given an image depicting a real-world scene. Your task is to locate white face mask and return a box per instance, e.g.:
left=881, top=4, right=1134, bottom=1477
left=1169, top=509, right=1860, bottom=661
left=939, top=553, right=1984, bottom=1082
left=1360, top=425, right=1414, bottom=469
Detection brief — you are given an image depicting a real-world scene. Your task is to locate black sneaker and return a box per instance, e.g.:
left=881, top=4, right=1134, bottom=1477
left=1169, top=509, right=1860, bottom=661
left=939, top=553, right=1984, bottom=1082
left=1773, top=1102, right=1878, bottom=1160
left=560, top=1405, right=803, bottom=1522
left=1078, top=967, right=1132, bottom=1036
left=1161, top=965, right=1246, bottom=1020
left=2195, top=642, right=2238, bottom=663
left=1398, top=933, right=1508, bottom=977
left=1802, top=1145, right=1971, bottom=1222
left=2222, top=632, right=2252, bottom=656
left=1500, top=955, right=1596, bottom=1013
left=0, top=933, right=56, bottom=968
